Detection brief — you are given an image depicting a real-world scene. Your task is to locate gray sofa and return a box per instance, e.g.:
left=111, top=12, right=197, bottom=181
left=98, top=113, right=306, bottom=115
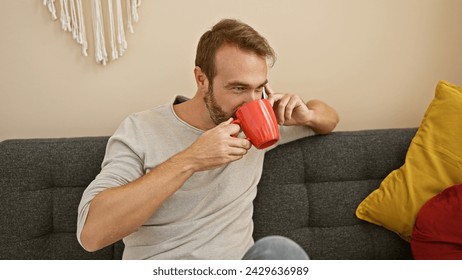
left=0, top=128, right=415, bottom=260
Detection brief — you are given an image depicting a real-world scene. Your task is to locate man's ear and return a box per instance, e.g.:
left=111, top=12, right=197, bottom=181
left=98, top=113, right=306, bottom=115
left=194, top=66, right=209, bottom=89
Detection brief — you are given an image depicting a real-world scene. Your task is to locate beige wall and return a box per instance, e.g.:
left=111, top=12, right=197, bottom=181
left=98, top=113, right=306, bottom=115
left=1, top=0, right=462, bottom=141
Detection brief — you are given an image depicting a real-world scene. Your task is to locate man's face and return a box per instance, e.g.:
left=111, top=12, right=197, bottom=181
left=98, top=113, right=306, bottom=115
left=204, top=44, right=269, bottom=125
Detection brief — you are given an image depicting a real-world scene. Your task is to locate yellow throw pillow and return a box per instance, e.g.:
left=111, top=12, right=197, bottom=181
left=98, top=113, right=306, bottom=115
left=355, top=80, right=462, bottom=241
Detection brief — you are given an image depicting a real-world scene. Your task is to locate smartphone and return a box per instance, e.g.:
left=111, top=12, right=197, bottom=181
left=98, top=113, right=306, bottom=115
left=262, top=87, right=268, bottom=99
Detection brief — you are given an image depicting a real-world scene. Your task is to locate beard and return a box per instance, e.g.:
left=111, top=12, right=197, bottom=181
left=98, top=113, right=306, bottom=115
left=204, top=85, right=238, bottom=125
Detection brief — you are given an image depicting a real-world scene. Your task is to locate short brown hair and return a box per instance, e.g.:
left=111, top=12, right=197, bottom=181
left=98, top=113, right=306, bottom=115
left=195, top=19, right=276, bottom=82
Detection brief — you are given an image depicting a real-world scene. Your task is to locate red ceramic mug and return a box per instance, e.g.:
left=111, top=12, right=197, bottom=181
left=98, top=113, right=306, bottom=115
left=233, top=99, right=280, bottom=149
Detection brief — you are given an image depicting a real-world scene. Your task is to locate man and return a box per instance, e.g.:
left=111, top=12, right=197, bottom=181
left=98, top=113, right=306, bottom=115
left=77, top=19, right=339, bottom=259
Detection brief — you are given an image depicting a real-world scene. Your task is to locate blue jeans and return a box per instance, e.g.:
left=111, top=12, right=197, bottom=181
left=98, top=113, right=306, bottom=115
left=242, top=236, right=310, bottom=260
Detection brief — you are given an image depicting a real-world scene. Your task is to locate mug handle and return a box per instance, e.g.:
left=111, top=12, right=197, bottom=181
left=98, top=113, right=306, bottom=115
left=231, top=119, right=241, bottom=137
left=231, top=119, right=250, bottom=141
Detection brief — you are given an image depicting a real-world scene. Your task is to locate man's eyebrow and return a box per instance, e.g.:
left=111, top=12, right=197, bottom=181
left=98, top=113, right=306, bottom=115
left=224, top=80, right=268, bottom=89
left=224, top=81, right=250, bottom=88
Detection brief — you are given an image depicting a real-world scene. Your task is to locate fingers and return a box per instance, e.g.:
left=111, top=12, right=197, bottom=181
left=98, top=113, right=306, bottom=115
left=230, top=137, right=252, bottom=151
left=217, top=118, right=252, bottom=147
left=223, top=117, right=242, bottom=136
left=188, top=120, right=252, bottom=171
left=219, top=117, right=234, bottom=126
left=265, top=85, right=312, bottom=126
left=269, top=93, right=304, bottom=125
left=217, top=121, right=252, bottom=156
left=228, top=144, right=251, bottom=157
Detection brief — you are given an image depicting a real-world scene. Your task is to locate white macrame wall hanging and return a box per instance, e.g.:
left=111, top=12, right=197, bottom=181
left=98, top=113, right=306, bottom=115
left=43, top=0, right=141, bottom=65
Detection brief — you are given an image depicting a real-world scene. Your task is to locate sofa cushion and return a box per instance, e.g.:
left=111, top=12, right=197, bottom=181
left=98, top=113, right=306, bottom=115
left=356, top=80, right=462, bottom=241
left=0, top=137, right=124, bottom=259
left=411, top=183, right=462, bottom=259
left=254, top=129, right=415, bottom=259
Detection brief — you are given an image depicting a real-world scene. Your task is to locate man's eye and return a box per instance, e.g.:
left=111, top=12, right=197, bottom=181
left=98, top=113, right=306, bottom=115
left=234, top=87, right=245, bottom=92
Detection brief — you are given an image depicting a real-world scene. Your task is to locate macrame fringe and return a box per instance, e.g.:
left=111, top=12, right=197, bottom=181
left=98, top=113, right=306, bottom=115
left=115, top=0, right=128, bottom=58
left=43, top=0, right=140, bottom=65
left=76, top=0, right=89, bottom=56
left=43, top=0, right=57, bottom=20
left=91, top=0, right=107, bottom=64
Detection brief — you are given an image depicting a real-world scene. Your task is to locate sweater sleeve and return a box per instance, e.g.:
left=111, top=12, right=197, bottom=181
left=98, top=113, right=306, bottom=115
left=76, top=114, right=147, bottom=249
left=278, top=125, right=316, bottom=145
left=263, top=125, right=315, bottom=152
